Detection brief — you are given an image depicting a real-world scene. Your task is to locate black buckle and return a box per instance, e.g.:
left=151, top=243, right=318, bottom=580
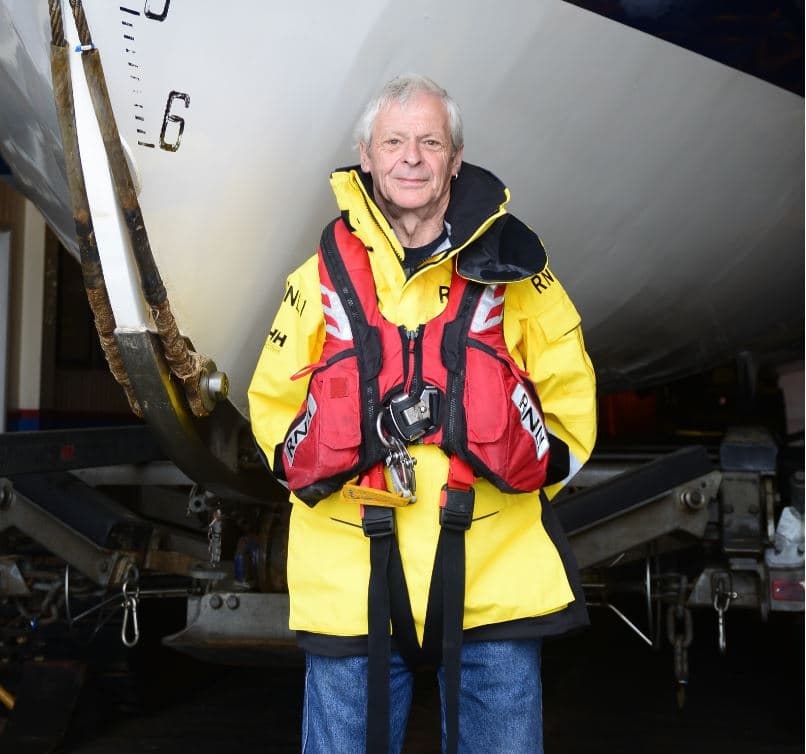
left=439, top=486, right=475, bottom=531
left=362, top=505, right=395, bottom=538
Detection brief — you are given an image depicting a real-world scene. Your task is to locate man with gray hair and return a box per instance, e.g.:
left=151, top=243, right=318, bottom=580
left=249, top=73, right=597, bottom=753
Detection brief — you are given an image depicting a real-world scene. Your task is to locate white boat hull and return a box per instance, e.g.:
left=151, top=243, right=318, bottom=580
left=1, top=0, right=803, bottom=418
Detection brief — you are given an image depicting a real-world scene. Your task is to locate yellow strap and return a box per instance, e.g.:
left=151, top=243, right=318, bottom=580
left=0, top=682, right=16, bottom=710
left=341, top=483, right=413, bottom=508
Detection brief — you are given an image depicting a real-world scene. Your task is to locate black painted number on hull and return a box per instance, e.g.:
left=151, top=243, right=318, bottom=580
left=160, top=91, right=190, bottom=152
left=144, top=0, right=170, bottom=21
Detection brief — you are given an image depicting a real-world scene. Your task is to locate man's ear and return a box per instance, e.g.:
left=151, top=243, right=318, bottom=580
left=359, top=142, right=371, bottom=173
left=451, top=145, right=464, bottom=177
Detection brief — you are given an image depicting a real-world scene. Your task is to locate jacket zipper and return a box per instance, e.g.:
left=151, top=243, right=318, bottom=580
left=358, top=188, right=399, bottom=262
left=403, top=327, right=418, bottom=394
left=446, top=364, right=461, bottom=448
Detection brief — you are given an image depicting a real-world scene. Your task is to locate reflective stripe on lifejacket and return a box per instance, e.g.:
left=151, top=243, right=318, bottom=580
left=281, top=218, right=551, bottom=504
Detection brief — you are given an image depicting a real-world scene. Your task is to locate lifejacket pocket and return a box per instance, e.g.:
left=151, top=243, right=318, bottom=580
left=315, top=360, right=362, bottom=450
left=463, top=345, right=508, bottom=444
left=463, top=342, right=549, bottom=493
left=282, top=353, right=363, bottom=493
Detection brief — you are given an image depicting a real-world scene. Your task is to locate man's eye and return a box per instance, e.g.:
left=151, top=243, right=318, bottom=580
left=386, top=138, right=401, bottom=146
left=423, top=140, right=441, bottom=148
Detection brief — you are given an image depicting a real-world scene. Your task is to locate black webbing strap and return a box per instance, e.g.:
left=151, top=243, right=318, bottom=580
left=441, top=529, right=466, bottom=754
left=364, top=504, right=425, bottom=753
left=365, top=505, right=394, bottom=754
left=366, top=524, right=467, bottom=754
left=363, top=455, right=475, bottom=754
left=388, top=539, right=422, bottom=668
left=437, top=479, right=475, bottom=754
left=420, top=536, right=445, bottom=665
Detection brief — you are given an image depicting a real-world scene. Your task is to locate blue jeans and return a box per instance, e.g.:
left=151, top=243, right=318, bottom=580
left=302, top=639, right=543, bottom=753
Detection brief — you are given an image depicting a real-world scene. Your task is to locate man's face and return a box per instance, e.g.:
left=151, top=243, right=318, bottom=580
left=359, top=92, right=463, bottom=220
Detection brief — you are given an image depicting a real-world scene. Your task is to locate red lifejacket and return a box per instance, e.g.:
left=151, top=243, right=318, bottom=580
left=281, top=218, right=550, bottom=504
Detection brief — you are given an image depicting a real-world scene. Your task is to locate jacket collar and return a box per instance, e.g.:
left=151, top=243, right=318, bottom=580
left=330, top=163, right=546, bottom=283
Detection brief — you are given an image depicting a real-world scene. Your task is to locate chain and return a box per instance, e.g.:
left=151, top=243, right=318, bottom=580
left=208, top=508, right=224, bottom=566
left=665, top=575, right=692, bottom=708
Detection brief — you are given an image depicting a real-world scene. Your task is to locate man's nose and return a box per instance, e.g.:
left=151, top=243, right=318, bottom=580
left=402, top=140, right=422, bottom=165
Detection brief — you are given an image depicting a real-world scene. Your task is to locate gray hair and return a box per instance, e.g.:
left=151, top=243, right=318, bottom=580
left=354, top=74, right=464, bottom=155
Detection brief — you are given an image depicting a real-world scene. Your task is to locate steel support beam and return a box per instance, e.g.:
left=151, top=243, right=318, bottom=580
left=568, top=470, right=721, bottom=569
left=0, top=478, right=133, bottom=586
left=0, top=425, right=165, bottom=475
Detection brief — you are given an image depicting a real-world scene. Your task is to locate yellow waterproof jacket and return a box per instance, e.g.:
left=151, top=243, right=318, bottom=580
left=249, top=164, right=597, bottom=648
